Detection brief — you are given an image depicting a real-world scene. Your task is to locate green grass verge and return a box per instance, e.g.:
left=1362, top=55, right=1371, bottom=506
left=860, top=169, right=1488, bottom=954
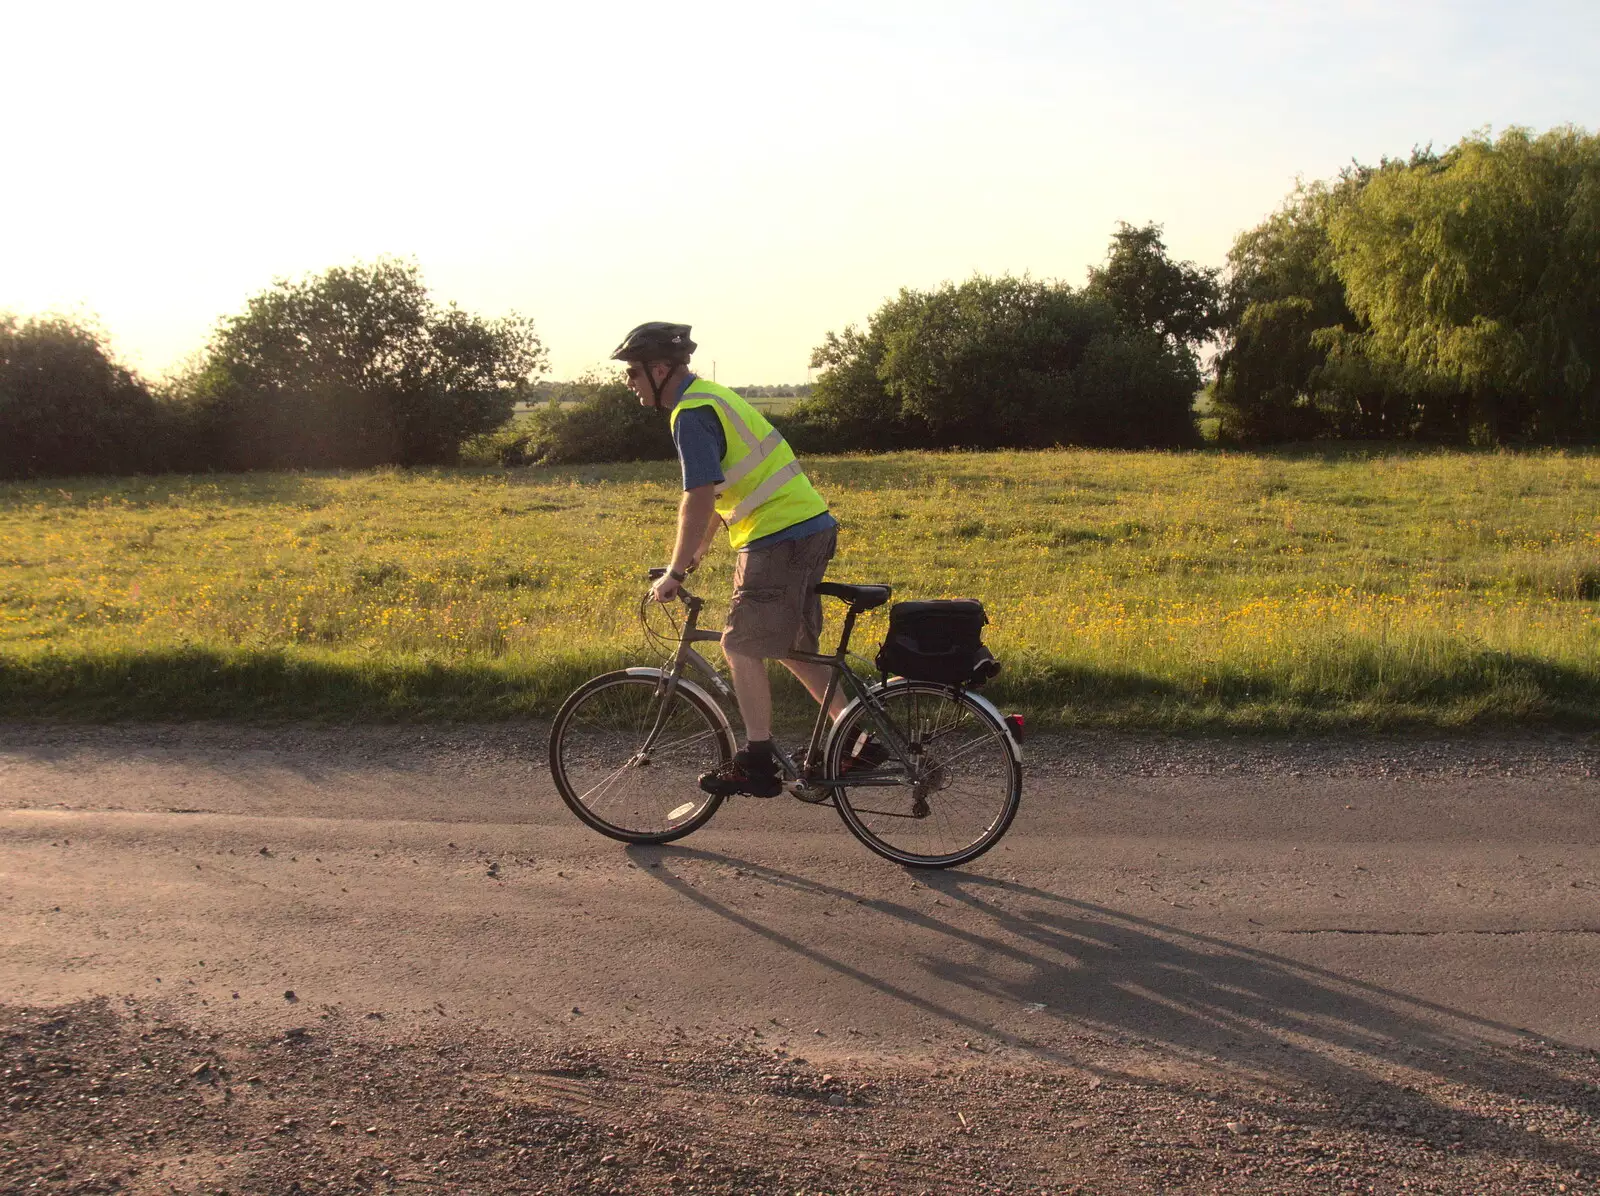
left=1, top=447, right=1596, bottom=730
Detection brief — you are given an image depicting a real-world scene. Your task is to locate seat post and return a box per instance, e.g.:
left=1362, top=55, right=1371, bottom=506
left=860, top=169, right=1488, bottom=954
left=835, top=604, right=861, bottom=656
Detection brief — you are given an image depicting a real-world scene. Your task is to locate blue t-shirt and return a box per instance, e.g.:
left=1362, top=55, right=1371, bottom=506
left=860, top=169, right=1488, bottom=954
left=671, top=378, right=835, bottom=550
left=673, top=403, right=726, bottom=491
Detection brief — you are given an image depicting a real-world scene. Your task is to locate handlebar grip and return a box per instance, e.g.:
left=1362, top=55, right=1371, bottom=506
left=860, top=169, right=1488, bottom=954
left=644, top=569, right=700, bottom=606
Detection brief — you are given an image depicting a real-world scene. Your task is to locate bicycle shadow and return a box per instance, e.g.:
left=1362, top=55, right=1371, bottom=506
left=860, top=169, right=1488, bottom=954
left=627, top=843, right=1600, bottom=1175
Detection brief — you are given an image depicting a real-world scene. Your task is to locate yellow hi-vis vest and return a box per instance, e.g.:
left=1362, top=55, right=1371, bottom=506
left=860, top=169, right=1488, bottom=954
left=669, top=378, right=829, bottom=550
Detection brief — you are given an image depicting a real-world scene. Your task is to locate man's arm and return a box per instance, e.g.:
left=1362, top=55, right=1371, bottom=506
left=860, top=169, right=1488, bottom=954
left=689, top=504, right=722, bottom=571
left=651, top=484, right=717, bottom=602
left=653, top=405, right=726, bottom=601
left=670, top=484, right=717, bottom=574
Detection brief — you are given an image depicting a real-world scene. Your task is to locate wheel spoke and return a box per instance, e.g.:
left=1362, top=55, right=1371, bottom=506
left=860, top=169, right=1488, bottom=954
left=573, top=761, right=634, bottom=807
left=831, top=683, right=1019, bottom=867
left=551, top=675, right=730, bottom=842
left=645, top=726, right=724, bottom=756
left=921, top=730, right=999, bottom=770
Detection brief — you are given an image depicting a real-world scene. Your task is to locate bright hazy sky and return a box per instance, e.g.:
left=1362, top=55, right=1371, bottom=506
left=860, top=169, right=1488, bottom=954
left=3, top=0, right=1597, bottom=384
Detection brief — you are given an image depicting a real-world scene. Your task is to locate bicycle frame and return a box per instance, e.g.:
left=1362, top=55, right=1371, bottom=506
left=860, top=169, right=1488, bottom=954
left=648, top=590, right=923, bottom=793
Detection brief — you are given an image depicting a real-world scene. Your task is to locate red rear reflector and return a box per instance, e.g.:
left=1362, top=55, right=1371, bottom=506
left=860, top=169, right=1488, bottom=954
left=1004, top=714, right=1025, bottom=742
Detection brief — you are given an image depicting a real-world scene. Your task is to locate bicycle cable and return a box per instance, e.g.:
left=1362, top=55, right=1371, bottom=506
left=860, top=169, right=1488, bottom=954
left=639, top=591, right=686, bottom=661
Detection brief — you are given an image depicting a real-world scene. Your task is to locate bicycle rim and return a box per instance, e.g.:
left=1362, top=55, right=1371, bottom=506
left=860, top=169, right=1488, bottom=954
left=549, top=672, right=734, bottom=843
left=829, top=682, right=1020, bottom=868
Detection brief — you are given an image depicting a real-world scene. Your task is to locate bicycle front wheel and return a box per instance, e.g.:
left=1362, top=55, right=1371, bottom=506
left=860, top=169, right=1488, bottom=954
left=549, top=671, right=736, bottom=844
left=827, top=681, right=1021, bottom=868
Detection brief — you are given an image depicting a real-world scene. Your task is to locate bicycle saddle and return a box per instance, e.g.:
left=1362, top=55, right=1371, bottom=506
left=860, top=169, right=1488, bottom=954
left=814, top=582, right=892, bottom=611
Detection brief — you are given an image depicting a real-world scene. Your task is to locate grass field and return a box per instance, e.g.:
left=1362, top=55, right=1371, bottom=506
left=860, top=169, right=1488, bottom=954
left=1, top=448, right=1597, bottom=729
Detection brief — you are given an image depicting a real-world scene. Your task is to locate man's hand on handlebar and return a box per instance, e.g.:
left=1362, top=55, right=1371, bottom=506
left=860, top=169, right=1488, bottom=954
left=648, top=565, right=692, bottom=604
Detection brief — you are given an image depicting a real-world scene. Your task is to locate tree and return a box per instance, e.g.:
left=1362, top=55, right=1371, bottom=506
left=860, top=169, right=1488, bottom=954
left=1211, top=165, right=1447, bottom=442
left=1086, top=222, right=1221, bottom=354
left=521, top=375, right=674, bottom=465
left=0, top=313, right=167, bottom=478
left=802, top=321, right=909, bottom=450
left=800, top=272, right=1200, bottom=451
left=1211, top=178, right=1365, bottom=441
left=1329, top=127, right=1600, bottom=442
left=190, top=259, right=546, bottom=469
left=1216, top=129, right=1600, bottom=446
left=875, top=276, right=1118, bottom=447
left=1065, top=330, right=1204, bottom=448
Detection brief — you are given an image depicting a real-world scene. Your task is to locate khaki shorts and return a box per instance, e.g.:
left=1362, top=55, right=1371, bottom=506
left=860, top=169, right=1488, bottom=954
left=722, top=526, right=838, bottom=659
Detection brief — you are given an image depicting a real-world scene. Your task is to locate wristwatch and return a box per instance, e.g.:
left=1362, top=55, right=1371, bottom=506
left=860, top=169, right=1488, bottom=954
left=667, top=568, right=687, bottom=582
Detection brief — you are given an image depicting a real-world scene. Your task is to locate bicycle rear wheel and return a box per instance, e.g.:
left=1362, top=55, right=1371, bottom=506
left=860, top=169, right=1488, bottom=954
left=827, top=681, right=1021, bottom=868
left=549, top=670, right=735, bottom=844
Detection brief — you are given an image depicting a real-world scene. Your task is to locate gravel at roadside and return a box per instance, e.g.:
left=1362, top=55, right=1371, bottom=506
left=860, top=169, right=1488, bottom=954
left=6, top=999, right=1598, bottom=1195
left=1, top=721, right=1595, bottom=781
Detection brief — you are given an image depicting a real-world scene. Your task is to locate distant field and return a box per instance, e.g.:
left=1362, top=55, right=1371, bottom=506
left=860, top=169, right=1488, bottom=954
left=512, top=395, right=802, bottom=415
left=744, top=395, right=803, bottom=415
left=1, top=448, right=1596, bottom=728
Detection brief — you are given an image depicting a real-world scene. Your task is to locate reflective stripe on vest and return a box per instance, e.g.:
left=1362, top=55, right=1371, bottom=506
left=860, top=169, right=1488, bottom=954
left=721, top=428, right=785, bottom=490
left=726, top=459, right=803, bottom=526
left=670, top=379, right=828, bottom=550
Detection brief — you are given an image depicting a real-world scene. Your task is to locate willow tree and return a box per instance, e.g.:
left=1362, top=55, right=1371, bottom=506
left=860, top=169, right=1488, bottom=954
left=1329, top=127, right=1600, bottom=442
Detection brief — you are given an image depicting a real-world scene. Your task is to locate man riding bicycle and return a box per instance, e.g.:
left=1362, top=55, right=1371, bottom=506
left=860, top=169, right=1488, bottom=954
left=614, top=321, right=849, bottom=799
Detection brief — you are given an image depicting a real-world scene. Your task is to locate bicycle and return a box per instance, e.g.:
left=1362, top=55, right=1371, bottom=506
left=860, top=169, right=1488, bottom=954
left=547, top=570, right=1024, bottom=868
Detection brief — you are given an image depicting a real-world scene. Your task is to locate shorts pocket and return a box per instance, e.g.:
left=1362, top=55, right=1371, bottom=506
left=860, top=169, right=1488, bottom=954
left=733, top=586, right=785, bottom=604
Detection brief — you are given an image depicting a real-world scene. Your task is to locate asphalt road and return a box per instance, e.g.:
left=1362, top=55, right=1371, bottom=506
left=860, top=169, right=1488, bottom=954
left=3, top=723, right=1598, bottom=1092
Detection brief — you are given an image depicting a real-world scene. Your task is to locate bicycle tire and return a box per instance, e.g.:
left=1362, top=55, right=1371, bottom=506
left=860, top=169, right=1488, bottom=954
left=549, top=670, right=735, bottom=844
left=827, top=680, right=1021, bottom=868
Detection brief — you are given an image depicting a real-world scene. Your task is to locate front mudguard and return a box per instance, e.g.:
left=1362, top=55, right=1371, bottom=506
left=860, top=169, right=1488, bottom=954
left=622, top=667, right=737, bottom=745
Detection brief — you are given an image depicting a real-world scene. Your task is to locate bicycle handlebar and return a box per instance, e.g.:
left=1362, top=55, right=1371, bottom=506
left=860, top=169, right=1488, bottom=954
left=646, top=567, right=699, bottom=605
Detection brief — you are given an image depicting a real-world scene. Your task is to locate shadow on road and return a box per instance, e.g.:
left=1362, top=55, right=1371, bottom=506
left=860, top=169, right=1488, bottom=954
left=630, top=843, right=1600, bottom=1176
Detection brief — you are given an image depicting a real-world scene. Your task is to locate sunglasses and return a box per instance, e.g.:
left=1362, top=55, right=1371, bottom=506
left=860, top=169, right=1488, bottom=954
left=626, top=363, right=648, bottom=381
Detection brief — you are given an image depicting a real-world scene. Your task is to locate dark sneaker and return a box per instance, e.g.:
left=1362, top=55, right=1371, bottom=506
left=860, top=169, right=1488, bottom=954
left=700, top=749, right=782, bottom=798
left=840, top=735, right=891, bottom=775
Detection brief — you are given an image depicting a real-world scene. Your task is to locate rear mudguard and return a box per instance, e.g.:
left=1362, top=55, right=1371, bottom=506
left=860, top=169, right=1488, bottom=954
left=831, top=679, right=1024, bottom=763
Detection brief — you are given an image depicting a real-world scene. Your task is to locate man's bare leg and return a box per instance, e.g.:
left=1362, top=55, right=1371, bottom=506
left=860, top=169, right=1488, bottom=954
left=782, top=659, right=848, bottom=721
left=724, top=650, right=774, bottom=742
left=728, top=652, right=849, bottom=735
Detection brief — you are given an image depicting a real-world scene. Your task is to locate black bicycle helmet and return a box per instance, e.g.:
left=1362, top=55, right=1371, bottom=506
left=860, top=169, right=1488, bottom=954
left=610, top=322, right=696, bottom=364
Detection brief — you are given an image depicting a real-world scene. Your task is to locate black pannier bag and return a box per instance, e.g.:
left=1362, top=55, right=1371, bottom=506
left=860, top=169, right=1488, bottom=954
left=875, top=599, right=1000, bottom=687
